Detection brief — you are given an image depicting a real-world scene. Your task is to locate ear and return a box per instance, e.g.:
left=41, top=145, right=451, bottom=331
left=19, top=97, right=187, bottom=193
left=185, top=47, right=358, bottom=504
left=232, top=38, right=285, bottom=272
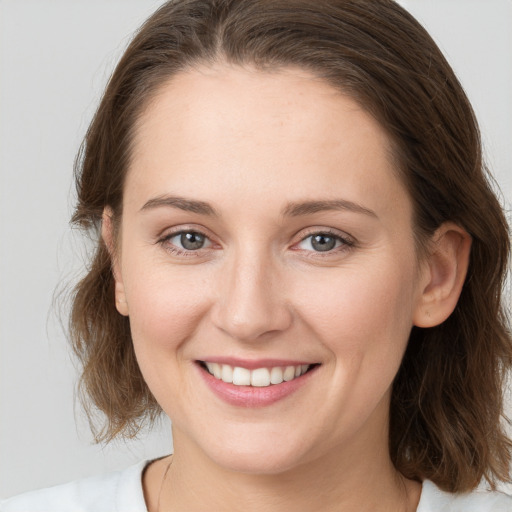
left=413, top=222, right=471, bottom=328
left=102, top=208, right=129, bottom=316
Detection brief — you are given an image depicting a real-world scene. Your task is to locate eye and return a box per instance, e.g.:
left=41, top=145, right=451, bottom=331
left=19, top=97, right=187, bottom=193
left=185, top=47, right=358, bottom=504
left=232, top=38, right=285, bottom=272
left=296, top=232, right=352, bottom=253
left=163, top=230, right=212, bottom=252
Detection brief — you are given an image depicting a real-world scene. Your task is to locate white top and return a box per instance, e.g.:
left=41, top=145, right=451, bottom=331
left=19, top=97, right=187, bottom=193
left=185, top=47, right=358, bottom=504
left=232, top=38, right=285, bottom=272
left=2, top=460, right=512, bottom=511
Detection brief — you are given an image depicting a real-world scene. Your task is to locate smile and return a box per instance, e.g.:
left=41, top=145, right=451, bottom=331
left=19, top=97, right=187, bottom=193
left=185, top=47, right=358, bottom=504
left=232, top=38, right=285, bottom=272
left=202, top=362, right=311, bottom=387
left=197, top=359, right=320, bottom=407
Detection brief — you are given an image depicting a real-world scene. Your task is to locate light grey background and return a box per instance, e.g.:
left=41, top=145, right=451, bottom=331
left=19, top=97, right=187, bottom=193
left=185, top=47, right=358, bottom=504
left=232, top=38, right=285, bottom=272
left=1, top=0, right=511, bottom=499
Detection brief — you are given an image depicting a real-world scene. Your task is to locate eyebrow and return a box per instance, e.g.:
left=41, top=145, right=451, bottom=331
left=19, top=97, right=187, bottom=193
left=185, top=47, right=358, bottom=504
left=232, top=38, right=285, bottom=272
left=282, top=199, right=377, bottom=218
left=140, top=195, right=377, bottom=219
left=140, top=195, right=219, bottom=216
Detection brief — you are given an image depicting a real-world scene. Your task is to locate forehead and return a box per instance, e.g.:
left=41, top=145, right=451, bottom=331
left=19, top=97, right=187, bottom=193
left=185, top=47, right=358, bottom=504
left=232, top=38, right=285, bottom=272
left=127, top=65, right=411, bottom=222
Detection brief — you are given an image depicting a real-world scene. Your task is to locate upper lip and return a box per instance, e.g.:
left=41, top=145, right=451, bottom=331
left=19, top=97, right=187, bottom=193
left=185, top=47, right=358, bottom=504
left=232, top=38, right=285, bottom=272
left=197, top=357, right=318, bottom=370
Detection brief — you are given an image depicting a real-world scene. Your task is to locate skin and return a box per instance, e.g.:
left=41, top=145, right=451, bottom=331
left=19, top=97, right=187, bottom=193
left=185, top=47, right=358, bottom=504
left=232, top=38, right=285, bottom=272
left=103, top=65, right=471, bottom=511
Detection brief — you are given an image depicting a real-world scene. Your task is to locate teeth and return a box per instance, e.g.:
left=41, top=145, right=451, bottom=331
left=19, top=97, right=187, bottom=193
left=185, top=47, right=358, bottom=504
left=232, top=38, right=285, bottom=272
left=206, top=362, right=222, bottom=379
left=270, top=367, right=284, bottom=385
left=204, top=362, right=311, bottom=387
left=283, top=366, right=296, bottom=381
left=251, top=368, right=270, bottom=387
left=232, top=367, right=251, bottom=386
left=221, top=364, right=233, bottom=383
left=212, top=363, right=222, bottom=379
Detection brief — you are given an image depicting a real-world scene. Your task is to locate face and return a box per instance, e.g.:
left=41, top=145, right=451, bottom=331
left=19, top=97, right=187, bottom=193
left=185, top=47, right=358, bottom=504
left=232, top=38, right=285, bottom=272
left=112, top=65, right=429, bottom=475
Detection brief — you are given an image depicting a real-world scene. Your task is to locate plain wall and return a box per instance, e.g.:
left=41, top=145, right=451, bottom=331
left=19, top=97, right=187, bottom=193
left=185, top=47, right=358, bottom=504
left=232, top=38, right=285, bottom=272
left=1, top=0, right=511, bottom=499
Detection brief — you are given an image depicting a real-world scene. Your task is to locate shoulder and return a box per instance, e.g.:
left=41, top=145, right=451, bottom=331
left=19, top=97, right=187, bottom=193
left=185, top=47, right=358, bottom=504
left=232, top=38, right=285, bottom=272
left=0, top=460, right=149, bottom=512
left=419, top=480, right=512, bottom=512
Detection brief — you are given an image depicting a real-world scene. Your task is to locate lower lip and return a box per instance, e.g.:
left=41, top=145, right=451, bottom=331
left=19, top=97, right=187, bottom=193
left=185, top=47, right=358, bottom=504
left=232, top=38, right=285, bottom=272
left=197, top=364, right=318, bottom=408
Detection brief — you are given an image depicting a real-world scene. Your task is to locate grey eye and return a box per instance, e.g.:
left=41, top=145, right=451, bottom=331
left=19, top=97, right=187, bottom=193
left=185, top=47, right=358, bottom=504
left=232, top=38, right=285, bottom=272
left=310, top=234, right=337, bottom=252
left=297, top=233, right=345, bottom=252
left=179, top=232, right=207, bottom=250
left=165, top=231, right=210, bottom=251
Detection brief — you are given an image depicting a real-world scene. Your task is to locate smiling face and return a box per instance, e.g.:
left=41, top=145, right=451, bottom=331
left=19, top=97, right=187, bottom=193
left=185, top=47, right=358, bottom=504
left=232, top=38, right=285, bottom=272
left=109, top=65, right=429, bottom=475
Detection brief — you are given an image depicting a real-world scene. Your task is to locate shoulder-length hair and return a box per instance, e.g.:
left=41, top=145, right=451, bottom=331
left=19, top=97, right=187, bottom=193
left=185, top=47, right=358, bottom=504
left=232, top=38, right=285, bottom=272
left=70, top=0, right=512, bottom=492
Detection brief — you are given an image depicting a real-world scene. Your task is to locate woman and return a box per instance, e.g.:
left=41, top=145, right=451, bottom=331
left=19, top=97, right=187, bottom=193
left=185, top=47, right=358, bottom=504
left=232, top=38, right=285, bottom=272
left=2, top=0, right=511, bottom=510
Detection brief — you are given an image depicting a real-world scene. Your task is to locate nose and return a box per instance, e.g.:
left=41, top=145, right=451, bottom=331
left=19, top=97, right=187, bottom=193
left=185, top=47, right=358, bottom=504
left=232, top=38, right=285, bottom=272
left=211, top=248, right=293, bottom=342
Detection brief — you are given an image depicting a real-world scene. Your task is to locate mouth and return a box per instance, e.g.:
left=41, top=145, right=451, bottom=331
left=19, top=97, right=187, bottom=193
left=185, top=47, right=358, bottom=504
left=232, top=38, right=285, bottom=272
left=197, top=361, right=318, bottom=388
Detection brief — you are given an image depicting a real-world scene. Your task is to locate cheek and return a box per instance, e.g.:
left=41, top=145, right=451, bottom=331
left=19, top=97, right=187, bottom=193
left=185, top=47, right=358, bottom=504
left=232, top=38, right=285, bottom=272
left=122, top=258, right=214, bottom=361
left=291, top=258, right=417, bottom=356
left=122, top=264, right=216, bottom=413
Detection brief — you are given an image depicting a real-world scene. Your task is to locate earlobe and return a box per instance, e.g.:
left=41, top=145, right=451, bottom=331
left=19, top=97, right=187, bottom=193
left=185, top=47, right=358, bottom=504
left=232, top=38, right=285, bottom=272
left=413, top=223, right=471, bottom=328
left=101, top=208, right=129, bottom=316
left=114, top=283, right=129, bottom=316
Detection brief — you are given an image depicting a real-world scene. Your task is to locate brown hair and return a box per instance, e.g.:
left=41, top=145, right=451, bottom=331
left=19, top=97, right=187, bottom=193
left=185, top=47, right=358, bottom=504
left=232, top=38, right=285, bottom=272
left=70, top=0, right=512, bottom=492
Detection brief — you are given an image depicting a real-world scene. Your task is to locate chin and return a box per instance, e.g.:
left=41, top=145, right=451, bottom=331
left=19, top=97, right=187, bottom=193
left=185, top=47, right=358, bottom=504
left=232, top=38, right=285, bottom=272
left=215, top=451, right=307, bottom=476
left=201, top=430, right=314, bottom=475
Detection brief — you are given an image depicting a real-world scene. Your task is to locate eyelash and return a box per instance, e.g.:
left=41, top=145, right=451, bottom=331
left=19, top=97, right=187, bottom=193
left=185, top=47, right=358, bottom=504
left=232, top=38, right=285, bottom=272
left=158, top=229, right=213, bottom=257
left=157, top=228, right=355, bottom=258
left=294, top=229, right=354, bottom=257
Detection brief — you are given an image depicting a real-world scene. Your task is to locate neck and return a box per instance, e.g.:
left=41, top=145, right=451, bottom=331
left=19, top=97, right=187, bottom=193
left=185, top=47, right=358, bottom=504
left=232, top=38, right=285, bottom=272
left=158, top=429, right=421, bottom=512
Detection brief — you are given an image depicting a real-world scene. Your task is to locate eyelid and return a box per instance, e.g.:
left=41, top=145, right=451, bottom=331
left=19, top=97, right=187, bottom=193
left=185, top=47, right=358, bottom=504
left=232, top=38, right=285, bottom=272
left=157, top=221, right=219, bottom=241
left=296, top=226, right=354, bottom=243
left=167, top=231, right=213, bottom=248
left=155, top=224, right=355, bottom=256
left=291, top=227, right=355, bottom=253
left=157, top=225, right=218, bottom=255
